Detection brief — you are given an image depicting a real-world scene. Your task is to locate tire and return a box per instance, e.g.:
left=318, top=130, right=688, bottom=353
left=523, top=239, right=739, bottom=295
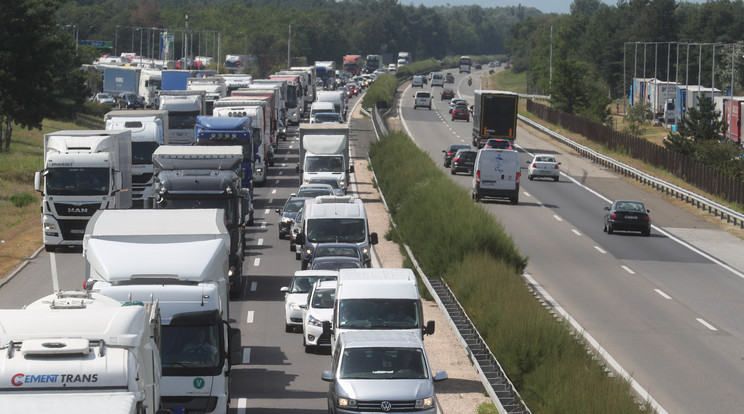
left=285, top=324, right=293, bottom=333
left=295, top=251, right=302, bottom=260
left=44, top=244, right=56, bottom=253
left=607, top=225, right=614, bottom=235
left=510, top=195, right=519, bottom=205
left=290, top=242, right=295, bottom=252
left=301, top=260, right=308, bottom=270
left=528, top=175, right=534, bottom=181
left=603, top=223, right=608, bottom=233
left=428, top=105, right=431, bottom=110
left=554, top=176, right=559, bottom=182
left=450, top=169, right=456, bottom=175
left=642, top=229, right=651, bottom=237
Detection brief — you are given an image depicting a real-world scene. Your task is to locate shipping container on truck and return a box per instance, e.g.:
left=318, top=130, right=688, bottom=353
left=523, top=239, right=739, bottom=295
left=471, top=90, right=519, bottom=148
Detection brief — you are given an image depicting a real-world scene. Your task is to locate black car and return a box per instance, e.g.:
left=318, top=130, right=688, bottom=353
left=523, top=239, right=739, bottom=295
left=445, top=72, right=455, bottom=83
left=117, top=92, right=144, bottom=109
left=275, top=197, right=310, bottom=239
left=442, top=144, right=470, bottom=168
left=603, top=200, right=651, bottom=236
left=450, top=149, right=477, bottom=175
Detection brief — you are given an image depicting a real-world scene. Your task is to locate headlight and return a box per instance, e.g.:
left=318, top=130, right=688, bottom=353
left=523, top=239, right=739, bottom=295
left=289, top=303, right=302, bottom=311
left=43, top=222, right=57, bottom=231
left=281, top=217, right=292, bottom=224
left=338, top=397, right=357, bottom=409
left=415, top=397, right=435, bottom=409
left=305, top=248, right=312, bottom=256
left=339, top=180, right=346, bottom=187
left=362, top=247, right=369, bottom=255
left=307, top=314, right=324, bottom=327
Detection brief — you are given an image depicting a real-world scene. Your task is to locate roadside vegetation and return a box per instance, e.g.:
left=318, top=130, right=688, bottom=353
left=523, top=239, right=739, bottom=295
left=369, top=131, right=646, bottom=413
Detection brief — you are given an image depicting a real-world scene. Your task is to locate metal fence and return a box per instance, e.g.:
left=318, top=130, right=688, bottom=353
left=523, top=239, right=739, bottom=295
left=526, top=100, right=744, bottom=206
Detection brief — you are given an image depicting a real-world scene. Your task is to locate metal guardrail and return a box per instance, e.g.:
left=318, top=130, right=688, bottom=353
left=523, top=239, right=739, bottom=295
left=519, top=114, right=744, bottom=228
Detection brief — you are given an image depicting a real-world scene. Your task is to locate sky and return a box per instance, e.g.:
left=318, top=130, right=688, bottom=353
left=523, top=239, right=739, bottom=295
left=406, top=0, right=709, bottom=15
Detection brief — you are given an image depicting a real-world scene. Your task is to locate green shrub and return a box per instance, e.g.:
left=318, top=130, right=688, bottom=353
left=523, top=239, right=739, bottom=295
left=10, top=192, right=36, bottom=208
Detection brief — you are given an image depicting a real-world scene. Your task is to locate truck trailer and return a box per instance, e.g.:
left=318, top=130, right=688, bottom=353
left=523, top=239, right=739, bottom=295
left=83, top=209, right=242, bottom=414
left=102, top=65, right=162, bottom=108
left=297, top=124, right=352, bottom=193
left=471, top=90, right=519, bottom=148
left=187, top=77, right=227, bottom=115
left=152, top=145, right=251, bottom=291
left=104, top=109, right=169, bottom=208
left=158, top=90, right=207, bottom=145
left=0, top=291, right=163, bottom=414
left=34, top=130, right=132, bottom=251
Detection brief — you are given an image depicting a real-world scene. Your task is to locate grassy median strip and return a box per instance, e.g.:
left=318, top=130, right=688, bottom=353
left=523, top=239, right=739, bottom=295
left=369, top=131, right=646, bottom=413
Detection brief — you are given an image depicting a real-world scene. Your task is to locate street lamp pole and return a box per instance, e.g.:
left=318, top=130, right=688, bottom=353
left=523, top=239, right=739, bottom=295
left=115, top=25, right=119, bottom=56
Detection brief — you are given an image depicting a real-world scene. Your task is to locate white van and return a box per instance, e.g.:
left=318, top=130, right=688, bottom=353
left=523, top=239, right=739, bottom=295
left=326, top=268, right=435, bottom=351
left=316, top=91, right=347, bottom=121
left=472, top=148, right=521, bottom=204
left=296, top=196, right=378, bottom=269
left=411, top=75, right=424, bottom=87
left=321, top=331, right=447, bottom=414
left=431, top=72, right=445, bottom=87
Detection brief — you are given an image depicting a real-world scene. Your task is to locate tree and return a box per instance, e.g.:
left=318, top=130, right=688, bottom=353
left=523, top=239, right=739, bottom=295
left=0, top=0, right=88, bottom=150
left=664, top=95, right=728, bottom=160
left=623, top=100, right=653, bottom=136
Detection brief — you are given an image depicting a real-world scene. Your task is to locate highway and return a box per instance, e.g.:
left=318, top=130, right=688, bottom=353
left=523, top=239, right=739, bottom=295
left=3, top=71, right=744, bottom=413
left=399, top=69, right=744, bottom=414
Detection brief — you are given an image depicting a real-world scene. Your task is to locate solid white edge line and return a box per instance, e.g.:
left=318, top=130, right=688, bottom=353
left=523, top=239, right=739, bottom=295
left=654, top=289, right=672, bottom=300
left=697, top=318, right=718, bottom=331
left=523, top=272, right=668, bottom=414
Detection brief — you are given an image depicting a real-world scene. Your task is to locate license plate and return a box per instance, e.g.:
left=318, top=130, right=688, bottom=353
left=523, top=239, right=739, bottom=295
left=70, top=229, right=85, bottom=234
left=625, top=215, right=637, bottom=219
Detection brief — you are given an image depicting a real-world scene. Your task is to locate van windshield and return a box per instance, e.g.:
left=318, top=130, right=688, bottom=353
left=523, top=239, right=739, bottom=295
left=338, top=299, right=419, bottom=329
left=307, top=218, right=365, bottom=243
left=340, top=347, right=428, bottom=380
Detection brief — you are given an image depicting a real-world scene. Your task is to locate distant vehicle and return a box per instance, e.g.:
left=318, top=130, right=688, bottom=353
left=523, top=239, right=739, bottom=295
left=442, top=144, right=470, bottom=168
left=309, top=243, right=365, bottom=268
left=281, top=270, right=338, bottom=333
left=116, top=92, right=145, bottom=109
left=449, top=98, right=467, bottom=113
left=302, top=280, right=337, bottom=353
left=310, top=256, right=364, bottom=271
left=483, top=138, right=512, bottom=150
left=441, top=88, right=455, bottom=100
left=474, top=63, right=482, bottom=69
left=451, top=149, right=477, bottom=175
left=459, top=56, right=472, bottom=73
left=431, top=72, right=445, bottom=87
left=603, top=200, right=651, bottom=236
left=413, top=91, right=432, bottom=110
left=276, top=196, right=311, bottom=239
left=451, top=104, right=470, bottom=121
left=308, top=178, right=345, bottom=196
left=311, top=112, right=344, bottom=124
left=445, top=72, right=455, bottom=83
left=373, top=68, right=388, bottom=75
left=93, top=92, right=115, bottom=105
left=412, top=75, right=424, bottom=87
left=295, top=183, right=335, bottom=198
left=388, top=63, right=397, bottom=72
left=527, top=154, right=561, bottom=182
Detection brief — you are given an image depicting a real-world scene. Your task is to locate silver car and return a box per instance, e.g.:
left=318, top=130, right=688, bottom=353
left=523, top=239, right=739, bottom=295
left=321, top=331, right=447, bottom=414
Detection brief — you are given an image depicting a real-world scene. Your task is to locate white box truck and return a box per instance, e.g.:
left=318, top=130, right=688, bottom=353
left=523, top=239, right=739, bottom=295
left=316, top=90, right=347, bottom=120
left=0, top=290, right=164, bottom=414
left=187, top=77, right=227, bottom=115
left=34, top=130, right=132, bottom=252
left=297, top=124, right=353, bottom=193
left=158, top=90, right=207, bottom=145
left=325, top=268, right=435, bottom=351
left=83, top=208, right=243, bottom=414
left=104, top=109, right=169, bottom=208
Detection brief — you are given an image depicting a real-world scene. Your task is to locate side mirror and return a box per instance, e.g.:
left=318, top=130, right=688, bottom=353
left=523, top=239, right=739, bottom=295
left=369, top=232, right=379, bottom=245
left=275, top=209, right=282, bottom=214
left=280, top=286, right=289, bottom=293
left=603, top=206, right=610, bottom=211
left=433, top=370, right=448, bottom=382
left=228, top=326, right=242, bottom=366
left=424, top=320, right=435, bottom=335
left=321, top=370, right=334, bottom=382
left=34, top=171, right=42, bottom=193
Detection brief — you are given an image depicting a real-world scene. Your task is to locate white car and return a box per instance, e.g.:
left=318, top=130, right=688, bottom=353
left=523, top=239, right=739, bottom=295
left=301, top=280, right=337, bottom=353
left=388, top=63, right=397, bottom=72
left=280, top=271, right=338, bottom=333
left=527, top=154, right=561, bottom=182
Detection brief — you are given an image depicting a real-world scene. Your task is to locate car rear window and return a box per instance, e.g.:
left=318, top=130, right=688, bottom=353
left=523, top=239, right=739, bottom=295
left=417, top=92, right=431, bottom=98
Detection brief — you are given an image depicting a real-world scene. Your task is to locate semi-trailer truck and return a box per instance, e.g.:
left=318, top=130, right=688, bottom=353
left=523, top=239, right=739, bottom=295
left=471, top=90, right=519, bottom=148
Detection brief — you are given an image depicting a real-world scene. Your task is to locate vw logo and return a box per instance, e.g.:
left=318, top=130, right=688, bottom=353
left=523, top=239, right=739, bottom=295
left=380, top=401, right=392, bottom=412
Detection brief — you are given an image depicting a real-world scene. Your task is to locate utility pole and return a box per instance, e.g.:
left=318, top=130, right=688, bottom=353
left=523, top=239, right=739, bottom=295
left=287, top=24, right=292, bottom=70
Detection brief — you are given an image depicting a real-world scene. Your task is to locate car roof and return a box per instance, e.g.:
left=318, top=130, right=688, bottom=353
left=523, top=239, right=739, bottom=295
left=339, top=330, right=424, bottom=349
left=449, top=144, right=470, bottom=149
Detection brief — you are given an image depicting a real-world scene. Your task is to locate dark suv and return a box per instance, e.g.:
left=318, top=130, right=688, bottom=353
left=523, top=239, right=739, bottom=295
left=117, top=92, right=145, bottom=109
left=442, top=144, right=470, bottom=168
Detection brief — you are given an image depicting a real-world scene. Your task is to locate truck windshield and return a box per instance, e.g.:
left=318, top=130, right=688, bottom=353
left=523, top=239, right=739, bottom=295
left=169, top=111, right=200, bottom=130
left=286, top=85, right=298, bottom=108
left=307, top=218, right=365, bottom=243
left=132, top=141, right=160, bottom=165
left=341, top=347, right=427, bottom=380
left=161, top=324, right=223, bottom=375
left=45, top=167, right=109, bottom=196
left=338, top=299, right=419, bottom=330
left=306, top=155, right=344, bottom=173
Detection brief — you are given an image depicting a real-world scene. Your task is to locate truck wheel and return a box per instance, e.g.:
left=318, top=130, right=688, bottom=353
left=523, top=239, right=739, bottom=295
left=295, top=251, right=302, bottom=260
left=44, top=245, right=56, bottom=253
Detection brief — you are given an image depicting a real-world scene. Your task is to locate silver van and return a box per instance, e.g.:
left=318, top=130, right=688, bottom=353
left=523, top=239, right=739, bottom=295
left=321, top=330, right=447, bottom=414
left=472, top=148, right=521, bottom=204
